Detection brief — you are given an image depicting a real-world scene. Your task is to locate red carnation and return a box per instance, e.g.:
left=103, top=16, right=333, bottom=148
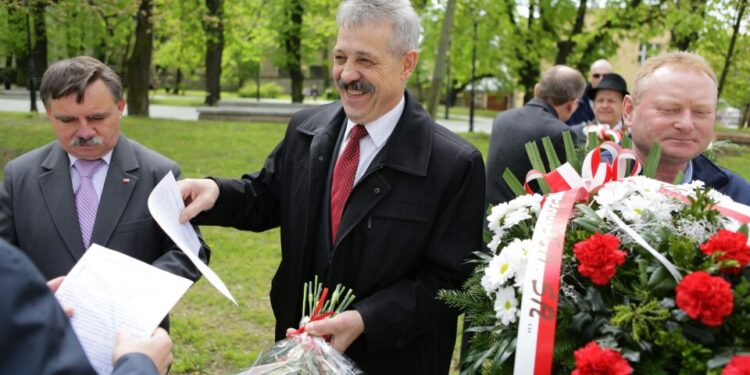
left=572, top=341, right=632, bottom=375
left=573, top=233, right=627, bottom=285
left=723, top=355, right=750, bottom=375
left=676, top=271, right=734, bottom=327
left=700, top=230, right=750, bottom=274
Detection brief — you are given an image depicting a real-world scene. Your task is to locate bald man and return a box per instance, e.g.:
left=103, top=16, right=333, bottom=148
left=566, top=59, right=613, bottom=126
left=486, top=65, right=585, bottom=204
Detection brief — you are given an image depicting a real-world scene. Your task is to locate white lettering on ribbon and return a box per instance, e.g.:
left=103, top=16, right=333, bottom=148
left=514, top=189, right=578, bottom=375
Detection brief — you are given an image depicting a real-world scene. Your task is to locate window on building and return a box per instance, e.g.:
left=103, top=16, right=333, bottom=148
left=638, top=43, right=662, bottom=64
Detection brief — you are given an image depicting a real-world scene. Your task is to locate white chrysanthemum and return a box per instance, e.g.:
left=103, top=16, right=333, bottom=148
left=628, top=175, right=665, bottom=194
left=494, top=287, right=519, bottom=325
left=619, top=196, right=651, bottom=223
left=511, top=194, right=544, bottom=214
left=487, top=233, right=503, bottom=253
left=504, top=209, right=532, bottom=228
left=503, top=238, right=533, bottom=287
left=481, top=251, right=516, bottom=295
left=486, top=194, right=543, bottom=245
left=487, top=202, right=510, bottom=233
left=594, top=180, right=633, bottom=207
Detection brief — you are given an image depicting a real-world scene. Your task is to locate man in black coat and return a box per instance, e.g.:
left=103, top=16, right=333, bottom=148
left=0, top=238, right=173, bottom=375
left=178, top=0, right=485, bottom=373
left=486, top=65, right=585, bottom=205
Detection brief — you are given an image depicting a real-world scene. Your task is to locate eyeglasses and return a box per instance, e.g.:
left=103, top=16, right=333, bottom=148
left=591, top=73, right=602, bottom=79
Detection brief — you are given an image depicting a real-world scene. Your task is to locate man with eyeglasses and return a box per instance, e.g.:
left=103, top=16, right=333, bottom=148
left=566, top=59, right=613, bottom=126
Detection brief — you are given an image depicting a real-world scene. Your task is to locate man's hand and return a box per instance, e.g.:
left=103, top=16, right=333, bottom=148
left=300, top=310, right=365, bottom=353
left=112, top=328, right=173, bottom=375
left=47, top=276, right=74, bottom=318
left=177, top=178, right=220, bottom=223
left=46, top=276, right=65, bottom=292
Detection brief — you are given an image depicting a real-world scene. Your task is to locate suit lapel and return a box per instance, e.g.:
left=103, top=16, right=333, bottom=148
left=91, top=135, right=138, bottom=247
left=38, top=143, right=86, bottom=261
left=296, top=103, right=347, bottom=276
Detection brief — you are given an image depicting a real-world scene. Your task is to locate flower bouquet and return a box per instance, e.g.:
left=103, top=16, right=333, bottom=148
left=441, top=134, right=750, bottom=374
left=240, top=278, right=362, bottom=375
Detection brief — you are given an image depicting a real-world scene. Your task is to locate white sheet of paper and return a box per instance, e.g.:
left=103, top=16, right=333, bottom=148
left=148, top=171, right=237, bottom=304
left=55, top=244, right=192, bottom=375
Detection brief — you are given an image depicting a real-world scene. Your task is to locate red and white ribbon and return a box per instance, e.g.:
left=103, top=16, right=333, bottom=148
left=514, top=189, right=579, bottom=375
left=524, top=142, right=641, bottom=196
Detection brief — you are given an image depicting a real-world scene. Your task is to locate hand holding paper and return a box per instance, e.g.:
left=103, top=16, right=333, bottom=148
left=148, top=171, right=237, bottom=304
left=55, top=245, right=192, bottom=374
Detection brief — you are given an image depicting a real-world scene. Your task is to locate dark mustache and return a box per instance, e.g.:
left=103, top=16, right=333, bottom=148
left=336, top=79, right=375, bottom=93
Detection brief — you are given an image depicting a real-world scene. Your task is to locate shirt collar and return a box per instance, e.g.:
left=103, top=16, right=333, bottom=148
left=344, top=95, right=405, bottom=148
left=68, top=150, right=113, bottom=168
left=681, top=159, right=693, bottom=184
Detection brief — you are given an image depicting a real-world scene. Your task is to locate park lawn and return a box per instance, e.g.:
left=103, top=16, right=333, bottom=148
left=2, top=111, right=749, bottom=374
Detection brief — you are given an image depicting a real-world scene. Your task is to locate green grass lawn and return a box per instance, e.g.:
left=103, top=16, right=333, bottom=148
left=1, top=111, right=747, bottom=374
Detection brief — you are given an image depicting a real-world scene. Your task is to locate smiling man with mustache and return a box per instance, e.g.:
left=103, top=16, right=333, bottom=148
left=177, top=0, right=486, bottom=373
left=624, top=52, right=750, bottom=204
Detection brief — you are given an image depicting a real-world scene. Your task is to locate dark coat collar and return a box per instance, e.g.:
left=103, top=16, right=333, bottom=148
left=692, top=154, right=728, bottom=188
left=526, top=98, right=560, bottom=119
left=296, top=90, right=432, bottom=176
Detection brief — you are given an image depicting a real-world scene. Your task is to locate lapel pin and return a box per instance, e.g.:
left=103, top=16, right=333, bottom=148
left=122, top=178, right=130, bottom=184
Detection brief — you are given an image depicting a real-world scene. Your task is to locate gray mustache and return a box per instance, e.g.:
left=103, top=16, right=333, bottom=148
left=336, top=79, right=375, bottom=94
left=70, top=136, right=103, bottom=147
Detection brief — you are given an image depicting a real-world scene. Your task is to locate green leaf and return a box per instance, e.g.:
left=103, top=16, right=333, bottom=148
left=621, top=134, right=633, bottom=149
left=672, top=170, right=684, bottom=184
left=542, top=137, right=561, bottom=169
left=642, top=143, right=662, bottom=178
left=562, top=131, right=579, bottom=169
left=524, top=141, right=551, bottom=194
left=502, top=168, right=527, bottom=198
left=525, top=140, right=547, bottom=173
left=739, top=224, right=749, bottom=238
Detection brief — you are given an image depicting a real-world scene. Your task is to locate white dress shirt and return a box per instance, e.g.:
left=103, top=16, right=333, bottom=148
left=338, top=95, right=405, bottom=184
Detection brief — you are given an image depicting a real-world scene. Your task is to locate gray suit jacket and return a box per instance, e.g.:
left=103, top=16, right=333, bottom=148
left=486, top=98, right=573, bottom=205
left=0, top=134, right=209, bottom=280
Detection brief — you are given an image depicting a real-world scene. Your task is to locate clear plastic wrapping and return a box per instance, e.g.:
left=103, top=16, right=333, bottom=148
left=239, top=333, right=362, bottom=375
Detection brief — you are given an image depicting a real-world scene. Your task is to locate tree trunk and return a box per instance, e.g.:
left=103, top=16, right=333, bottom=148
left=4, top=55, right=12, bottom=90
left=203, top=0, right=224, bottom=106
left=718, top=0, right=747, bottom=97
left=283, top=0, right=304, bottom=103
left=126, top=0, right=153, bottom=117
left=520, top=62, right=539, bottom=104
left=172, top=68, right=183, bottom=95
left=555, top=0, right=588, bottom=65
left=426, top=0, right=456, bottom=117
left=31, top=0, right=48, bottom=89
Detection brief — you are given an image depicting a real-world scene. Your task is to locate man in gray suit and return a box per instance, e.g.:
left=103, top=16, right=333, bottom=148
left=0, top=56, right=209, bottom=282
left=485, top=65, right=585, bottom=205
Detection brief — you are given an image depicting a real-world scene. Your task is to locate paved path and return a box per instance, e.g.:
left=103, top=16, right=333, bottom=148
left=0, top=95, right=493, bottom=134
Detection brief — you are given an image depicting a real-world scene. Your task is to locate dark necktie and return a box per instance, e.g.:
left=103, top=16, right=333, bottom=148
left=330, top=124, right=368, bottom=243
left=74, top=158, right=104, bottom=249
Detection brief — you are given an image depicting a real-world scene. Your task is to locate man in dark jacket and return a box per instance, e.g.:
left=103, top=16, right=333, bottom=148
left=624, top=51, right=750, bottom=204
left=177, top=1, right=485, bottom=373
left=486, top=65, right=585, bottom=205
left=0, top=238, right=173, bottom=375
